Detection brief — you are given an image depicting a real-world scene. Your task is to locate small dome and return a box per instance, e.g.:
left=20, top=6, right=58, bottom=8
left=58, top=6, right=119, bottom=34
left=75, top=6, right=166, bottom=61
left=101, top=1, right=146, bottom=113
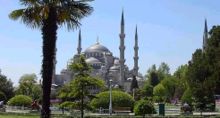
left=85, top=57, right=101, bottom=64
left=110, top=65, right=120, bottom=70
left=84, top=42, right=110, bottom=53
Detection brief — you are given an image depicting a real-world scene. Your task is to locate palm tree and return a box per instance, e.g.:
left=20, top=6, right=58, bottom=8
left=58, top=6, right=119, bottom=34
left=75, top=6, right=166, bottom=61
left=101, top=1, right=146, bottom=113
left=9, top=0, right=93, bottom=118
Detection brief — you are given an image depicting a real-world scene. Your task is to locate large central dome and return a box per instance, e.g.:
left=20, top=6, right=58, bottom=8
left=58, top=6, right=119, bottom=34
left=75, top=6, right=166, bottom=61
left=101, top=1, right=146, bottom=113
left=84, top=42, right=110, bottom=53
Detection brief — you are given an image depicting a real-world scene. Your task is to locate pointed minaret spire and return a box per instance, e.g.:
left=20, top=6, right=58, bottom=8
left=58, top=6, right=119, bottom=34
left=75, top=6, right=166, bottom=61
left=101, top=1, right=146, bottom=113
left=96, top=36, right=100, bottom=44
left=203, top=19, right=208, bottom=50
left=135, top=25, right=138, bottom=41
left=119, top=10, right=126, bottom=84
left=121, top=10, right=125, bottom=33
left=77, top=30, right=82, bottom=55
left=133, top=25, right=139, bottom=76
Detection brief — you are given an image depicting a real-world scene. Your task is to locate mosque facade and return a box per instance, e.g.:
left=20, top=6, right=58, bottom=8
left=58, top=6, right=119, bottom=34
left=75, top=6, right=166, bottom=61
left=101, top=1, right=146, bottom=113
left=53, top=12, right=144, bottom=92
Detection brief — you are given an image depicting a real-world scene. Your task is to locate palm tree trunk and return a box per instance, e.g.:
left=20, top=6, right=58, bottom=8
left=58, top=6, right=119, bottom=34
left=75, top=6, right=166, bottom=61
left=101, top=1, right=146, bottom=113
left=41, top=6, right=57, bottom=118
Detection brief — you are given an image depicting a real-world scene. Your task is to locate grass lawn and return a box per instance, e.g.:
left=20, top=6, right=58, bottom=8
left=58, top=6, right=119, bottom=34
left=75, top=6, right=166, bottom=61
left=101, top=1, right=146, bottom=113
left=0, top=114, right=39, bottom=118
left=0, top=113, right=70, bottom=118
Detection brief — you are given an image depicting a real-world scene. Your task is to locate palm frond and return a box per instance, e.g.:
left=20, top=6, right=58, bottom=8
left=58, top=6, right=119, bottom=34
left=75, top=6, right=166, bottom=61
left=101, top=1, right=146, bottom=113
left=9, top=7, right=43, bottom=29
left=9, top=9, right=25, bottom=20
left=20, top=0, right=41, bottom=7
left=10, top=0, right=94, bottom=30
left=57, top=0, right=93, bottom=30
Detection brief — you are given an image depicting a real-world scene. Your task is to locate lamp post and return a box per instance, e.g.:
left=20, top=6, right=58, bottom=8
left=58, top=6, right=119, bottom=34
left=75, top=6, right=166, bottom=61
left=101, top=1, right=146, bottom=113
left=109, top=79, right=112, bottom=116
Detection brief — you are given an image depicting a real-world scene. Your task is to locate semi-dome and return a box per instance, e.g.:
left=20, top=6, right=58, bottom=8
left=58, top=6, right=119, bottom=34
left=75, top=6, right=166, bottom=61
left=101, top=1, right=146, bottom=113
left=84, top=42, right=110, bottom=53
left=85, top=57, right=101, bottom=64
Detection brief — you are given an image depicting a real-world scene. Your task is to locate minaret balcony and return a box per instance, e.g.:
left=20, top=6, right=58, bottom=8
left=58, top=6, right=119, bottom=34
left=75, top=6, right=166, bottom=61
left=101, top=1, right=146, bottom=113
left=133, top=57, right=139, bottom=60
left=134, top=47, right=139, bottom=50
left=119, top=34, right=125, bottom=38
left=119, top=46, right=125, bottom=50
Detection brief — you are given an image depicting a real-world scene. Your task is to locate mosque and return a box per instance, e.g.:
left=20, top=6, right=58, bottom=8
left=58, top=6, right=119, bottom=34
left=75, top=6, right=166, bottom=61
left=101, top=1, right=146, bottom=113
left=53, top=12, right=144, bottom=92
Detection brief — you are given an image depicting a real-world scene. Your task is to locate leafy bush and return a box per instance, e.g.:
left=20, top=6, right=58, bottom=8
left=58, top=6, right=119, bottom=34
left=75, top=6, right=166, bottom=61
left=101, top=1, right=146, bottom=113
left=90, top=90, right=134, bottom=109
left=59, top=101, right=77, bottom=109
left=153, top=84, right=167, bottom=102
left=141, top=83, right=153, bottom=97
left=7, top=95, right=32, bottom=107
left=134, top=99, right=156, bottom=116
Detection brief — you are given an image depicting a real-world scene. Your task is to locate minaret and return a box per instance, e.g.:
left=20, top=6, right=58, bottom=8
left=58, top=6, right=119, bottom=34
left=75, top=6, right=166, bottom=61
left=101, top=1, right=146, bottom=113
left=203, top=19, right=208, bottom=50
left=133, top=25, right=139, bottom=76
left=77, top=30, right=82, bottom=55
left=119, top=11, right=126, bottom=83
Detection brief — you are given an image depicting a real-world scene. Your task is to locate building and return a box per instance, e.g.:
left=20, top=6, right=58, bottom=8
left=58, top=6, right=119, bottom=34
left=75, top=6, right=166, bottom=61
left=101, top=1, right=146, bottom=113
left=53, top=12, right=144, bottom=92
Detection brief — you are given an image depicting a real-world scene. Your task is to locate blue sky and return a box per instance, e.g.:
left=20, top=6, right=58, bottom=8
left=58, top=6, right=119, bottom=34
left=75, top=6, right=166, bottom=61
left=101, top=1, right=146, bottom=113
left=1, top=0, right=220, bottom=85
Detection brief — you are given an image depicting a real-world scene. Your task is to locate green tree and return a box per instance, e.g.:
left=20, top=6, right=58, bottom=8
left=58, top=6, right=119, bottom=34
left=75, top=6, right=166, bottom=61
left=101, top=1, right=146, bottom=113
left=148, top=72, right=159, bottom=87
left=58, top=83, right=72, bottom=101
left=187, top=49, right=215, bottom=112
left=145, top=65, right=159, bottom=87
left=153, top=84, right=166, bottom=103
left=145, top=64, right=157, bottom=79
left=0, top=91, right=6, bottom=102
left=145, top=63, right=170, bottom=87
left=9, top=1, right=93, bottom=117
left=205, top=26, right=220, bottom=94
left=90, top=90, right=134, bottom=109
left=0, top=72, right=14, bottom=101
left=160, top=76, right=177, bottom=102
left=173, top=64, right=188, bottom=99
left=134, top=99, right=156, bottom=117
left=16, top=74, right=42, bottom=100
left=158, top=62, right=170, bottom=81
left=59, top=56, right=104, bottom=118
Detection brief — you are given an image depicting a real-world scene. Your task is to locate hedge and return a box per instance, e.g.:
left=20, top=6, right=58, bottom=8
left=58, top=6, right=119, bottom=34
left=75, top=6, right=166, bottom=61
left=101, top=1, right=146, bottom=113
left=90, top=90, right=134, bottom=109
left=7, top=95, right=32, bottom=107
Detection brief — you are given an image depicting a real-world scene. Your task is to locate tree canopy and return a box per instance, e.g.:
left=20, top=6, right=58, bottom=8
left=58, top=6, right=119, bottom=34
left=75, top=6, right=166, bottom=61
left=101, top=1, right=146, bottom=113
left=158, top=62, right=170, bottom=81
left=186, top=49, right=215, bottom=111
left=145, top=65, right=159, bottom=87
left=0, top=72, right=14, bottom=101
left=173, top=64, right=188, bottom=99
left=205, top=26, right=220, bottom=94
left=160, top=76, right=177, bottom=101
left=16, top=74, right=42, bottom=100
left=145, top=63, right=171, bottom=87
